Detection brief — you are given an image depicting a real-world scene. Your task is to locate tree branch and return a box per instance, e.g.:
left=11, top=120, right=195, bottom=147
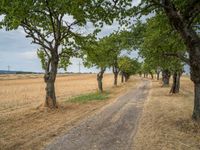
left=22, top=26, right=52, bottom=52
left=149, top=0, right=171, bottom=9
left=21, top=19, right=53, bottom=50
left=163, top=52, right=190, bottom=65
left=45, top=0, right=57, bottom=41
left=183, top=0, right=200, bottom=25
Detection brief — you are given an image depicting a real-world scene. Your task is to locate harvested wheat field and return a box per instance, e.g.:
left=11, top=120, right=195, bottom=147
left=133, top=76, right=200, bottom=150
left=0, top=74, right=113, bottom=111
left=0, top=74, right=140, bottom=150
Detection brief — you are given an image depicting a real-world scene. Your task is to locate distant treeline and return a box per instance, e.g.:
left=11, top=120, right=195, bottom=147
left=0, top=70, right=94, bottom=75
left=0, top=70, right=42, bottom=74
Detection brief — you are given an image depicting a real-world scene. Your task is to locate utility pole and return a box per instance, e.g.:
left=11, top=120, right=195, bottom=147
left=78, top=62, right=81, bottom=73
left=7, top=65, right=10, bottom=72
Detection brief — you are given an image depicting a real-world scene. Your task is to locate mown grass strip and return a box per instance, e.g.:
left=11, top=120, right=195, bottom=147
left=68, top=91, right=109, bottom=103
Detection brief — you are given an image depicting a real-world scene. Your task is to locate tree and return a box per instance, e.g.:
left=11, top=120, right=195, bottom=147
left=138, top=14, right=185, bottom=90
left=82, top=37, right=112, bottom=92
left=140, top=62, right=155, bottom=79
left=105, top=32, right=128, bottom=86
left=0, top=0, right=132, bottom=108
left=101, top=33, right=121, bottom=86
left=83, top=32, right=130, bottom=90
left=118, top=56, right=140, bottom=82
left=155, top=66, right=162, bottom=80
left=132, top=0, right=200, bottom=120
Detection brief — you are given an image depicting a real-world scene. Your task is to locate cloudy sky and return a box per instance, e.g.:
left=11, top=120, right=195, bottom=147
left=0, top=1, right=140, bottom=73
left=0, top=23, right=138, bottom=73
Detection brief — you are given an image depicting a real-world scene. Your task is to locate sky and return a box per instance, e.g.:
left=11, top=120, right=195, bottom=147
left=0, top=23, right=139, bottom=73
left=0, top=1, right=141, bottom=73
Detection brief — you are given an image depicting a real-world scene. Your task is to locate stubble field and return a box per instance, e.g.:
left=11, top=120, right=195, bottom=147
left=0, top=73, right=140, bottom=150
left=133, top=76, right=200, bottom=150
left=0, top=74, right=114, bottom=112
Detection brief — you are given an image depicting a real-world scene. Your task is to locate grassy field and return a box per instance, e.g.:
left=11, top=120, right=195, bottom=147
left=0, top=74, right=140, bottom=150
left=133, top=76, right=200, bottom=150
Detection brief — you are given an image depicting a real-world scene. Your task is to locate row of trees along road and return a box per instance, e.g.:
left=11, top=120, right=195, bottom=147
left=82, top=32, right=140, bottom=92
left=0, top=0, right=132, bottom=108
left=126, top=0, right=200, bottom=121
left=118, top=56, right=140, bottom=83
left=1, top=0, right=200, bottom=121
left=138, top=14, right=185, bottom=93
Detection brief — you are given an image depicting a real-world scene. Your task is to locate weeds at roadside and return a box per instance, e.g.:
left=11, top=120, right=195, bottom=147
left=67, top=91, right=110, bottom=103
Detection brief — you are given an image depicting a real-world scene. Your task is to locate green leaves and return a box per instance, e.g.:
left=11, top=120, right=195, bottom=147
left=82, top=32, right=124, bottom=69
left=37, top=48, right=47, bottom=70
left=138, top=13, right=185, bottom=72
left=0, top=0, right=135, bottom=73
left=118, top=56, right=140, bottom=76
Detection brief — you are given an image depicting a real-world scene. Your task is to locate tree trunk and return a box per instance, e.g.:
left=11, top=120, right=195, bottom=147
left=97, top=68, right=105, bottom=92
left=113, top=66, right=119, bottom=86
left=189, top=44, right=200, bottom=120
left=139, top=72, right=142, bottom=77
left=192, top=83, right=200, bottom=120
left=170, top=72, right=180, bottom=94
left=44, top=54, right=58, bottom=108
left=124, top=74, right=129, bottom=82
left=114, top=72, right=118, bottom=85
left=150, top=72, right=153, bottom=79
left=162, top=69, right=170, bottom=86
left=121, top=73, right=124, bottom=83
left=156, top=72, right=160, bottom=80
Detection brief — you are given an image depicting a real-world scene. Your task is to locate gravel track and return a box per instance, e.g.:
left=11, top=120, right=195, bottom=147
left=45, top=79, right=151, bottom=150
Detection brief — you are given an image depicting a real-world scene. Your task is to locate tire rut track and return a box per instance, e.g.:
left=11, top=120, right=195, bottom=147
left=45, top=79, right=151, bottom=150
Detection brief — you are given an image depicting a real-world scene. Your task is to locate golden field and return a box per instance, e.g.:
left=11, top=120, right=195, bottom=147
left=133, top=76, right=200, bottom=150
left=0, top=73, right=140, bottom=150
left=1, top=73, right=199, bottom=150
left=0, top=74, right=113, bottom=112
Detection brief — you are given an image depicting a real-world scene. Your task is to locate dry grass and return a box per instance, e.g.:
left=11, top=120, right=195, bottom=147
left=0, top=74, right=115, bottom=113
left=0, top=74, right=140, bottom=150
left=133, top=76, right=200, bottom=150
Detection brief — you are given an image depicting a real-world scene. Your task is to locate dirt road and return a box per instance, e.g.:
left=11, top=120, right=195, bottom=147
left=45, top=79, right=151, bottom=150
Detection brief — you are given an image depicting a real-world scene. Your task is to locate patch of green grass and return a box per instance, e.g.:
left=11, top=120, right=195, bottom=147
left=68, top=91, right=109, bottom=103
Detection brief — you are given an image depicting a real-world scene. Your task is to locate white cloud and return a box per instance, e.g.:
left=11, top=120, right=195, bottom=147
left=132, top=0, right=141, bottom=6
left=0, top=15, right=5, bottom=21
left=19, top=51, right=37, bottom=60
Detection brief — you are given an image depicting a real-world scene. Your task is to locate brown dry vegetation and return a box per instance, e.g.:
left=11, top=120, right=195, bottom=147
left=133, top=76, right=200, bottom=150
left=0, top=74, right=140, bottom=150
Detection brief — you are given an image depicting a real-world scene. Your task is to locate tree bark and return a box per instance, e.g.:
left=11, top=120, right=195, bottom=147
left=162, top=69, right=170, bottom=86
left=150, top=72, right=154, bottom=79
left=114, top=72, right=118, bottom=85
left=113, top=66, right=119, bottom=86
left=124, top=74, right=129, bottom=82
left=193, top=83, right=200, bottom=120
left=44, top=54, right=58, bottom=108
left=97, top=68, right=106, bottom=92
left=189, top=41, right=200, bottom=120
left=170, top=71, right=181, bottom=94
left=121, top=72, right=124, bottom=83
left=156, top=71, right=160, bottom=80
